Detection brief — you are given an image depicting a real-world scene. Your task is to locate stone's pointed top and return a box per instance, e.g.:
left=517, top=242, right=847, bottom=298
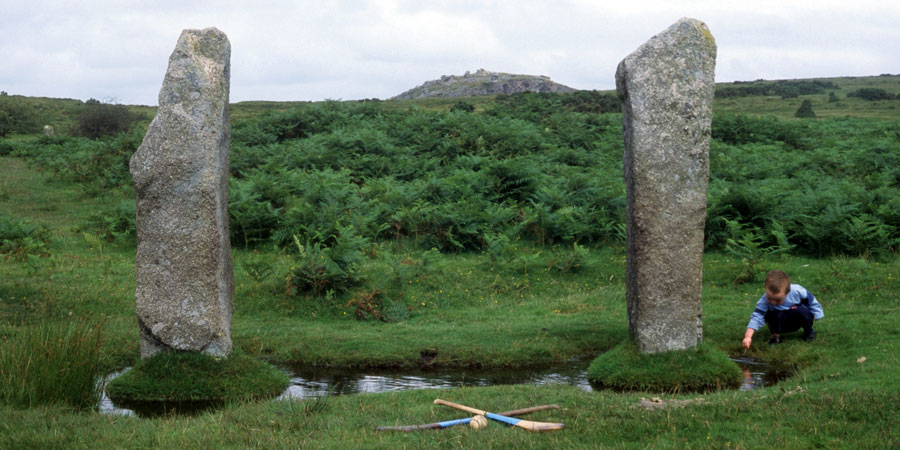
left=192, top=26, right=225, bottom=33
left=616, top=17, right=717, bottom=105
left=157, top=27, right=231, bottom=111
left=179, top=27, right=228, bottom=39
left=177, top=27, right=229, bottom=44
left=173, top=27, right=230, bottom=62
left=689, top=19, right=717, bottom=46
left=624, top=17, right=716, bottom=62
left=675, top=17, right=710, bottom=30
left=671, top=17, right=715, bottom=47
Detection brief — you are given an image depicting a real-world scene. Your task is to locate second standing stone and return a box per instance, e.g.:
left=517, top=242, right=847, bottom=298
left=617, top=18, right=716, bottom=354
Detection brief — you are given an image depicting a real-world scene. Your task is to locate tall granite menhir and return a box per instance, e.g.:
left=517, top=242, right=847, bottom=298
left=129, top=28, right=233, bottom=359
left=617, top=18, right=716, bottom=354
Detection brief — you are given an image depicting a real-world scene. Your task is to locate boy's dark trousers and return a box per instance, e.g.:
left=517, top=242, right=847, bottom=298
left=764, top=305, right=814, bottom=338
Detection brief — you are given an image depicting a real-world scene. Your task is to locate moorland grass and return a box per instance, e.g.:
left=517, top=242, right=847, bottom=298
left=1, top=79, right=899, bottom=447
left=587, top=340, right=743, bottom=392
left=0, top=319, right=104, bottom=410
left=106, top=350, right=289, bottom=403
left=2, top=380, right=897, bottom=448
left=714, top=74, right=900, bottom=120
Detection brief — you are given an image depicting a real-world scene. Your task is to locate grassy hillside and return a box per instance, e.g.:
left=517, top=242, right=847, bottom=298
left=1, top=74, right=899, bottom=448
left=5, top=74, right=899, bottom=129
left=228, top=74, right=900, bottom=120
left=0, top=95, right=155, bottom=137
left=714, top=75, right=900, bottom=120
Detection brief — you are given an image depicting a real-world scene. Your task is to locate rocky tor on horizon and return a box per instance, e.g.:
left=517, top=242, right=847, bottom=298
left=393, top=68, right=576, bottom=100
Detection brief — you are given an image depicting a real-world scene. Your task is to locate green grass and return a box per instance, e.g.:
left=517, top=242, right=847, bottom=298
left=106, top=350, right=289, bottom=403
left=713, top=75, right=900, bottom=120
left=587, top=341, right=743, bottom=392
left=229, top=95, right=500, bottom=120
left=0, top=319, right=104, bottom=410
left=230, top=243, right=624, bottom=368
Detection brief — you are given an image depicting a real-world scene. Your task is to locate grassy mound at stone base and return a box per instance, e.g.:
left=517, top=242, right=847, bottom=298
left=588, top=341, right=742, bottom=392
left=106, top=350, right=289, bottom=403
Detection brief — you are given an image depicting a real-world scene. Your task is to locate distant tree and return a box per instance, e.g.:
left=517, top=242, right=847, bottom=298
left=828, top=92, right=839, bottom=103
left=74, top=98, right=138, bottom=138
left=795, top=99, right=816, bottom=118
left=847, top=88, right=893, bottom=101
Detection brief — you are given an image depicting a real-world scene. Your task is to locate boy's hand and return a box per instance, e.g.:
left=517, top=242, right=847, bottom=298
left=742, top=328, right=755, bottom=349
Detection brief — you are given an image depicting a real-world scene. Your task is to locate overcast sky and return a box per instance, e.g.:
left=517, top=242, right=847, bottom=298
left=2, top=0, right=898, bottom=105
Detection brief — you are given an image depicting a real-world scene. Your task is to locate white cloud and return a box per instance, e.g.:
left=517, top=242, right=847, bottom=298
left=1, top=0, right=898, bottom=104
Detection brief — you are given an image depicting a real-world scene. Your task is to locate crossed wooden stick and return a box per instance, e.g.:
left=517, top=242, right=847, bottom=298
left=376, top=399, right=564, bottom=432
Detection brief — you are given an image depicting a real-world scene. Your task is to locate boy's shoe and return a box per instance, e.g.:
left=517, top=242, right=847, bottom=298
left=803, top=329, right=816, bottom=341
left=768, top=335, right=783, bottom=345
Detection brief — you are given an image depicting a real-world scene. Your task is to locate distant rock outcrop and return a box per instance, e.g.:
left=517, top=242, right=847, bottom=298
left=393, top=69, right=576, bottom=99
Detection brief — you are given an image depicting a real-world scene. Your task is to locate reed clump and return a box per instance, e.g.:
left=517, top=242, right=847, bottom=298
left=0, top=320, right=104, bottom=410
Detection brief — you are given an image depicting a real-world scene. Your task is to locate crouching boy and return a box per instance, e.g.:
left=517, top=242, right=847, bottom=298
left=742, top=270, right=824, bottom=348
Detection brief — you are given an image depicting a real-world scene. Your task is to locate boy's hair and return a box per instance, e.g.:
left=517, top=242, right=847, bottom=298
left=765, top=270, right=791, bottom=294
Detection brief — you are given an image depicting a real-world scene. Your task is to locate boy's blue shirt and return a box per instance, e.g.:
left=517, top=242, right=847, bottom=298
left=747, top=284, right=824, bottom=330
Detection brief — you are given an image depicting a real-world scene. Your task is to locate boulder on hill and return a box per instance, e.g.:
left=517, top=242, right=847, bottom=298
left=393, top=68, right=576, bottom=99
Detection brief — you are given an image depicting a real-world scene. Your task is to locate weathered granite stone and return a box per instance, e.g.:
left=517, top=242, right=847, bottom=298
left=617, top=18, right=716, bottom=354
left=129, top=28, right=233, bottom=359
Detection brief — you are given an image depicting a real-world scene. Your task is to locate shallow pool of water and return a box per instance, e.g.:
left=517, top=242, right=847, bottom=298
left=100, top=357, right=784, bottom=417
left=733, top=357, right=790, bottom=391
left=276, top=363, right=594, bottom=401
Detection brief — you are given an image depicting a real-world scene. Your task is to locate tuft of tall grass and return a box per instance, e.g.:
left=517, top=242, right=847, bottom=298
left=0, top=320, right=104, bottom=410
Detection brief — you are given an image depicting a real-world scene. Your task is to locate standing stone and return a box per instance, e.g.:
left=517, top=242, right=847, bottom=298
left=129, top=28, right=233, bottom=359
left=617, top=18, right=716, bottom=354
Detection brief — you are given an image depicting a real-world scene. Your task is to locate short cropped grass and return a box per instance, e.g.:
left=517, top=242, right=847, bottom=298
left=587, top=340, right=742, bottom=392
left=0, top=319, right=103, bottom=410
left=106, top=350, right=289, bottom=403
